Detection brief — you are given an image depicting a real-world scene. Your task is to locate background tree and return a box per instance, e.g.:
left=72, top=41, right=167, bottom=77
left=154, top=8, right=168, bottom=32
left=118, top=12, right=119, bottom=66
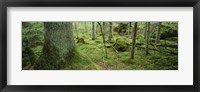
left=128, top=22, right=132, bottom=38
left=92, top=22, right=96, bottom=40
left=97, top=22, right=107, bottom=58
left=103, top=22, right=106, bottom=31
left=145, top=22, right=150, bottom=55
left=144, top=22, right=148, bottom=39
left=109, top=22, right=113, bottom=40
left=38, top=22, right=75, bottom=69
left=74, top=23, right=79, bottom=39
left=130, top=22, right=138, bottom=62
left=155, top=22, right=161, bottom=45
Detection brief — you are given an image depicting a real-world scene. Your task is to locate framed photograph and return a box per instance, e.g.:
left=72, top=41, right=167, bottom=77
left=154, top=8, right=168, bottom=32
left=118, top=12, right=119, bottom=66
left=0, top=0, right=199, bottom=92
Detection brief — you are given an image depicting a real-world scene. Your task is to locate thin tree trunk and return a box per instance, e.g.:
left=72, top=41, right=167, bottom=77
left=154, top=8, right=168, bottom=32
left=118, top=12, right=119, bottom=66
left=92, top=22, right=96, bottom=40
left=164, top=39, right=167, bottom=49
left=155, top=22, right=161, bottom=45
left=103, top=22, right=106, bottom=31
left=109, top=22, right=113, bottom=40
left=85, top=22, right=87, bottom=30
left=128, top=22, right=131, bottom=38
left=144, top=22, right=148, bottom=39
left=97, top=22, right=107, bottom=58
left=145, top=22, right=150, bottom=55
left=130, top=22, right=138, bottom=62
left=102, top=22, right=106, bottom=38
left=74, top=23, right=78, bottom=39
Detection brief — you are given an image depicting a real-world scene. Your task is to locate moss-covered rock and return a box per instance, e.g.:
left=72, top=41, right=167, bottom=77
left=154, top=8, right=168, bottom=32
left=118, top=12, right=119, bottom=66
left=114, top=37, right=131, bottom=51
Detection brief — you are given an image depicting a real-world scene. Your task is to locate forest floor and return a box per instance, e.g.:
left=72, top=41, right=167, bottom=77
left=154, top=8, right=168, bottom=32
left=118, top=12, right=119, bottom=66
left=63, top=33, right=178, bottom=70
left=23, top=33, right=178, bottom=70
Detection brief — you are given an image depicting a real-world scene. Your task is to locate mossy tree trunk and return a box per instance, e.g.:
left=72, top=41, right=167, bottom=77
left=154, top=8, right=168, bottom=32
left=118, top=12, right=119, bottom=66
left=39, top=22, right=75, bottom=70
left=130, top=22, right=138, bottom=62
left=145, top=22, right=150, bottom=55
left=109, top=22, right=113, bottom=40
left=92, top=22, right=96, bottom=40
left=74, top=23, right=79, bottom=39
left=85, top=22, right=87, bottom=30
left=155, top=22, right=161, bottom=45
left=97, top=22, right=107, bottom=58
left=103, top=22, right=106, bottom=31
left=128, top=22, right=132, bottom=38
left=144, top=22, right=148, bottom=39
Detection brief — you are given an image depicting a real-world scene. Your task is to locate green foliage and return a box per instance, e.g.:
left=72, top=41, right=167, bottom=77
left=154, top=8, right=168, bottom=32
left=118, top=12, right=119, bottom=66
left=162, top=22, right=178, bottom=32
left=22, top=22, right=44, bottom=68
left=22, top=46, right=36, bottom=67
left=118, top=22, right=129, bottom=30
left=160, top=22, right=178, bottom=39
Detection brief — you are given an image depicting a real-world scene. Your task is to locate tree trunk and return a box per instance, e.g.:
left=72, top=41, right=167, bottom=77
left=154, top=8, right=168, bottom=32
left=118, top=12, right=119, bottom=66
left=92, top=22, right=96, bottom=40
left=74, top=23, right=78, bottom=39
left=103, top=22, right=106, bottom=31
left=155, top=22, right=161, bottom=45
left=109, top=22, right=113, bottom=40
left=128, top=22, right=131, bottom=38
left=97, top=22, right=107, bottom=58
left=144, top=22, right=148, bottom=39
left=40, top=22, right=75, bottom=69
left=130, top=22, right=138, bottom=62
left=145, top=22, right=150, bottom=55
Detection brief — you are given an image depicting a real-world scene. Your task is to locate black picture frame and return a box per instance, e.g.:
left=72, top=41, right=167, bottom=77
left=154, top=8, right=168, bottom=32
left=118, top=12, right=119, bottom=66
left=0, top=0, right=200, bottom=92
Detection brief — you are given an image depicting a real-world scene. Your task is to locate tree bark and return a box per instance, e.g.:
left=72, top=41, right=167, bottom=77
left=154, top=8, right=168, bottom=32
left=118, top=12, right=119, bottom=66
left=74, top=23, right=78, bottom=38
left=92, top=22, right=96, bottom=40
left=109, top=22, right=113, bottom=40
left=128, top=22, right=132, bottom=38
left=103, top=22, right=106, bottom=31
left=97, top=22, right=107, bottom=58
left=144, top=22, right=148, bottom=39
left=40, top=22, right=75, bottom=69
left=130, top=22, right=138, bottom=62
left=85, top=22, right=87, bottom=30
left=155, top=22, right=161, bottom=45
left=145, top=22, right=150, bottom=55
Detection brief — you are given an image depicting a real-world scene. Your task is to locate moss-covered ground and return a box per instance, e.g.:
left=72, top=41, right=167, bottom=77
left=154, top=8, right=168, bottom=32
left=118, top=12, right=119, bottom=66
left=66, top=35, right=178, bottom=70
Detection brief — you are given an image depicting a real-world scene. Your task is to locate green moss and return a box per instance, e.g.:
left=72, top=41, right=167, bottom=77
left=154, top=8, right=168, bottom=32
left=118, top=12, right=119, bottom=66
left=65, top=45, right=102, bottom=70
left=114, top=36, right=131, bottom=51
